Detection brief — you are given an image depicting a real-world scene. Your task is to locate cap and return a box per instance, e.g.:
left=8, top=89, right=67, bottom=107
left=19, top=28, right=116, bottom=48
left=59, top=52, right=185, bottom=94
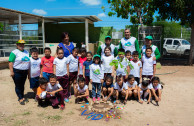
left=16, top=39, right=25, bottom=44
left=145, top=36, right=153, bottom=40
left=105, top=36, right=111, bottom=39
left=93, top=54, right=101, bottom=59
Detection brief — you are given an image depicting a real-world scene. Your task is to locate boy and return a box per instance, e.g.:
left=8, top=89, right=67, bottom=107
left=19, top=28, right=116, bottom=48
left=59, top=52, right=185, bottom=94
left=40, top=47, right=54, bottom=81
left=125, top=50, right=132, bottom=61
left=29, top=47, right=41, bottom=96
left=46, top=74, right=65, bottom=110
left=74, top=77, right=89, bottom=104
left=130, top=51, right=142, bottom=84
left=141, top=47, right=156, bottom=83
left=113, top=49, right=130, bottom=82
left=36, top=77, right=48, bottom=107
left=138, top=80, right=151, bottom=104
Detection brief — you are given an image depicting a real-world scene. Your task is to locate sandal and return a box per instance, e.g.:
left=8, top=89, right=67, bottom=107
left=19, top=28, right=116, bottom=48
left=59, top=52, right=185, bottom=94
left=24, top=98, right=29, bottom=103
left=19, top=100, right=25, bottom=105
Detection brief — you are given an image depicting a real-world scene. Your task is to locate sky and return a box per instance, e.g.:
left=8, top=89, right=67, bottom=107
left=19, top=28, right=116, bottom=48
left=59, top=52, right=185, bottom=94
left=0, top=0, right=135, bottom=30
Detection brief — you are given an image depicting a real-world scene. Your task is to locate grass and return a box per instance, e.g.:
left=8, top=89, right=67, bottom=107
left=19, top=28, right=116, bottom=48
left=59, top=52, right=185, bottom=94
left=22, top=111, right=31, bottom=116
left=66, top=111, right=75, bottom=115
left=46, top=115, right=62, bottom=121
left=156, top=62, right=162, bottom=69
left=13, top=120, right=27, bottom=126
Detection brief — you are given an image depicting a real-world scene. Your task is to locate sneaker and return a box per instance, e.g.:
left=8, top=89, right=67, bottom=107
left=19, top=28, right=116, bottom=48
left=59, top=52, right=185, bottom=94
left=64, top=98, right=69, bottom=103
left=97, top=97, right=100, bottom=101
left=93, top=97, right=96, bottom=102
left=19, top=100, right=25, bottom=105
left=60, top=105, right=65, bottom=110
left=144, top=99, right=147, bottom=102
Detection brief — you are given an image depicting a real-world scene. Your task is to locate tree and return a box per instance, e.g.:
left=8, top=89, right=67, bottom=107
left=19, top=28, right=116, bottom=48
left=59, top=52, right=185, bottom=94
left=154, top=0, right=194, bottom=65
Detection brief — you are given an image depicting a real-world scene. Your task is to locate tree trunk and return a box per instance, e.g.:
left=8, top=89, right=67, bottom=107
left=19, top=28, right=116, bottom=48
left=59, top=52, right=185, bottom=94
left=189, top=24, right=194, bottom=65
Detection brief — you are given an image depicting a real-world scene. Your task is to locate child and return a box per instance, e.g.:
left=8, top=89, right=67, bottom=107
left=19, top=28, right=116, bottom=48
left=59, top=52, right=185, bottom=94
left=113, top=49, right=130, bottom=82
left=40, top=47, right=54, bottom=81
left=126, top=75, right=138, bottom=99
left=46, top=74, right=65, bottom=110
left=101, top=46, right=114, bottom=78
left=130, top=51, right=142, bottom=84
left=150, top=76, right=162, bottom=102
left=141, top=36, right=161, bottom=60
left=113, top=75, right=128, bottom=104
left=74, top=77, right=89, bottom=103
left=36, top=77, right=48, bottom=106
left=142, top=47, right=156, bottom=83
left=83, top=52, right=93, bottom=85
left=67, top=48, right=79, bottom=99
left=138, top=80, right=151, bottom=104
left=90, top=54, right=104, bottom=102
left=78, top=48, right=87, bottom=78
left=125, top=50, right=132, bottom=61
left=101, top=75, right=114, bottom=102
left=29, top=47, right=41, bottom=96
left=53, top=48, right=69, bottom=102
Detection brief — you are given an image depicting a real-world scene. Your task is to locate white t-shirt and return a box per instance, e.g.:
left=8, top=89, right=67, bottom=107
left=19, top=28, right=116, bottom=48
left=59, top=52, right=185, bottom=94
left=130, top=60, right=142, bottom=77
left=46, top=83, right=62, bottom=92
left=141, top=45, right=157, bottom=57
left=101, top=55, right=114, bottom=73
left=67, top=54, right=78, bottom=72
left=90, top=64, right=104, bottom=83
left=53, top=57, right=68, bottom=76
left=139, top=83, right=152, bottom=90
left=77, top=85, right=88, bottom=93
left=12, top=49, right=30, bottom=70
left=114, top=82, right=128, bottom=92
left=120, top=37, right=137, bottom=53
left=126, top=81, right=137, bottom=88
left=81, top=44, right=86, bottom=48
left=142, top=56, right=156, bottom=75
left=116, top=57, right=128, bottom=76
left=100, top=43, right=116, bottom=57
left=149, top=83, right=162, bottom=90
left=30, top=57, right=41, bottom=78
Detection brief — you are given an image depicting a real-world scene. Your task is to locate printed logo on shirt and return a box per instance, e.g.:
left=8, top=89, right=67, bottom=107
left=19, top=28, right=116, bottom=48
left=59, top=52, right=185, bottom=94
left=93, top=69, right=100, bottom=75
left=124, top=41, right=132, bottom=47
left=44, top=60, right=52, bottom=68
left=21, top=56, right=30, bottom=62
left=32, top=62, right=38, bottom=68
left=138, top=63, right=140, bottom=66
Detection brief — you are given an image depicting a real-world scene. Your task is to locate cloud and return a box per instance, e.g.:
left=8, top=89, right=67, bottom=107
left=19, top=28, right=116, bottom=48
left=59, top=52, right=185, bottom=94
left=97, top=13, right=106, bottom=18
left=80, top=0, right=101, bottom=6
left=32, top=9, right=47, bottom=15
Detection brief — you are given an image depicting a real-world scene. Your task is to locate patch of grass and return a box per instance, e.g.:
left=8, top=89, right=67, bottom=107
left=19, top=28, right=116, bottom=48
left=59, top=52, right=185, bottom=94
left=66, top=111, right=74, bottom=115
left=3, top=113, right=18, bottom=123
left=22, top=111, right=31, bottom=116
left=13, top=120, right=27, bottom=126
left=46, top=115, right=62, bottom=121
left=156, top=62, right=162, bottom=69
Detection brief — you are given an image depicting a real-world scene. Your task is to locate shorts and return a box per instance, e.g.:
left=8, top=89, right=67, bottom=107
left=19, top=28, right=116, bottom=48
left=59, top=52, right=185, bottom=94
left=42, top=72, right=52, bottom=81
left=78, top=75, right=83, bottom=78
left=30, top=76, right=39, bottom=89
left=135, top=77, right=140, bottom=85
left=69, top=72, right=78, bottom=82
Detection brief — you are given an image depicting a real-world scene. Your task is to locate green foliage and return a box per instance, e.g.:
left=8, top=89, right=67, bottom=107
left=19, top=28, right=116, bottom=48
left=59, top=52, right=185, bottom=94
left=0, top=23, right=3, bottom=32
left=105, top=0, right=155, bottom=25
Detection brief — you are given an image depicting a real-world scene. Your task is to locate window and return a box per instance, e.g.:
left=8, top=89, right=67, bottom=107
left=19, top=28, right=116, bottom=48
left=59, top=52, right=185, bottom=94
left=173, top=40, right=180, bottom=45
left=166, top=40, right=172, bottom=45
left=182, top=40, right=190, bottom=45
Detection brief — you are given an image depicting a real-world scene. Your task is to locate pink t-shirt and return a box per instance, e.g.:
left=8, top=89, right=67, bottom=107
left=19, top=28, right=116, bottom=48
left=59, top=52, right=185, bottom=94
left=78, top=57, right=87, bottom=75
left=41, top=56, right=54, bottom=73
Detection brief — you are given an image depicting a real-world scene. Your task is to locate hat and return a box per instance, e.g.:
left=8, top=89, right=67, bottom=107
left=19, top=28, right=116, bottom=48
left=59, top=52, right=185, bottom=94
left=93, top=54, right=101, bottom=59
left=105, top=36, right=111, bottom=39
left=145, top=36, right=153, bottom=40
left=40, top=91, right=47, bottom=99
left=16, top=39, right=25, bottom=44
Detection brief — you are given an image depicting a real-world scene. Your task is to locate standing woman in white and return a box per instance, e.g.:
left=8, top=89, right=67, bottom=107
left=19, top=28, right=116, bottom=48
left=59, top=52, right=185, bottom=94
left=119, top=29, right=141, bottom=58
left=8, top=40, right=30, bottom=105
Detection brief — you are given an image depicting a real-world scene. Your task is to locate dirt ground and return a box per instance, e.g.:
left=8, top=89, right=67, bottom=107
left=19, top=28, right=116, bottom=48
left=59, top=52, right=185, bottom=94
left=0, top=66, right=194, bottom=126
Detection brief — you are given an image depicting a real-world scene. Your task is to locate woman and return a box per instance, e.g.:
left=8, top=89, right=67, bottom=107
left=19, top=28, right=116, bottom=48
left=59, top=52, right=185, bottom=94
left=57, top=32, right=74, bottom=57
left=8, top=40, right=30, bottom=105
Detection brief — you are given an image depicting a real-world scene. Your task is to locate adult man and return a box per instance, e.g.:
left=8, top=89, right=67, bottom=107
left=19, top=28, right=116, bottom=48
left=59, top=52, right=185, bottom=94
left=119, top=29, right=140, bottom=57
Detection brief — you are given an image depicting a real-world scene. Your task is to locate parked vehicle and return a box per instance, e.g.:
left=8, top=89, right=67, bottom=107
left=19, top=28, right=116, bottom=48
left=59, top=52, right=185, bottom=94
left=163, top=38, right=190, bottom=56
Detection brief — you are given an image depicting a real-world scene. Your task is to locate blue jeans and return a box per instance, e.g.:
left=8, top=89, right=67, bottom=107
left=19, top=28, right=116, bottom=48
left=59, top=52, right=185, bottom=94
left=92, top=82, right=101, bottom=98
left=43, top=72, right=51, bottom=81
left=12, top=68, right=28, bottom=100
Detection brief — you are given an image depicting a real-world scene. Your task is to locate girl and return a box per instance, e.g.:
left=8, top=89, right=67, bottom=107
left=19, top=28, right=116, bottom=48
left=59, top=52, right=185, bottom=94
left=53, top=48, right=69, bottom=103
left=126, top=75, right=138, bottom=100
left=75, top=77, right=89, bottom=104
left=101, top=75, right=114, bottom=102
left=138, top=80, right=151, bottom=104
left=90, top=54, right=104, bottom=102
left=113, top=75, right=128, bottom=104
left=67, top=48, right=79, bottom=100
left=150, top=76, right=162, bottom=102
left=101, top=46, right=114, bottom=78
left=78, top=48, right=87, bottom=78
left=83, top=52, right=93, bottom=85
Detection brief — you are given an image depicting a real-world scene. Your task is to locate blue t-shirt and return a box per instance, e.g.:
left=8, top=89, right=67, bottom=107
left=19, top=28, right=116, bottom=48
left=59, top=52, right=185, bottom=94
left=58, top=42, right=74, bottom=57
left=83, top=60, right=93, bottom=76
left=102, top=82, right=114, bottom=88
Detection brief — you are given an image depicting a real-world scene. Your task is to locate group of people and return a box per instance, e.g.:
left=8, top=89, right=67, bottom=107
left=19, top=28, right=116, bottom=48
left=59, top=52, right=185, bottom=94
left=9, top=29, right=162, bottom=110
